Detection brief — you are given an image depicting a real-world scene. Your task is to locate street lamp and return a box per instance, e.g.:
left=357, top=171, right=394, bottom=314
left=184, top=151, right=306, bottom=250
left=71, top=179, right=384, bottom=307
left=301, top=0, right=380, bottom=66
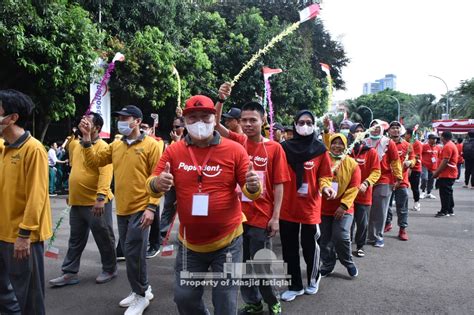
left=428, top=74, right=449, bottom=118
left=388, top=95, right=400, bottom=122
left=357, top=106, right=373, bottom=126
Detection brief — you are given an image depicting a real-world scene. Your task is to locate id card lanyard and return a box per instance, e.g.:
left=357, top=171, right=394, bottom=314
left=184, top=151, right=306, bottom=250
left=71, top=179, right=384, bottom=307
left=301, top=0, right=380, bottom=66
left=187, top=146, right=215, bottom=193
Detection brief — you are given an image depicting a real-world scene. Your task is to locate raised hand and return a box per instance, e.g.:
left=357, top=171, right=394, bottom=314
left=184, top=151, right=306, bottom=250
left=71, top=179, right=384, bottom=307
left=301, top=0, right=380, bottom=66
left=218, top=82, right=232, bottom=101
left=78, top=116, right=92, bottom=142
left=154, top=162, right=174, bottom=192
left=245, top=162, right=260, bottom=193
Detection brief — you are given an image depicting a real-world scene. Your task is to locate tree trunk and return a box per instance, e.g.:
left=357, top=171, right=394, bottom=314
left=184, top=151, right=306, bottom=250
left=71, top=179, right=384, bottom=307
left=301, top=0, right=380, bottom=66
left=40, top=117, right=51, bottom=143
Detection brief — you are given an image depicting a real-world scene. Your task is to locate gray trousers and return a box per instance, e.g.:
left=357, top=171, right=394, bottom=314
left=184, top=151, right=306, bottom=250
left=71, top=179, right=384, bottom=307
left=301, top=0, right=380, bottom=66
left=0, top=241, right=45, bottom=315
left=368, top=184, right=392, bottom=242
left=351, top=203, right=370, bottom=248
left=320, top=214, right=355, bottom=272
left=117, top=211, right=150, bottom=296
left=386, top=188, right=409, bottom=228
left=174, top=236, right=242, bottom=315
left=62, top=203, right=116, bottom=274
left=241, top=224, right=278, bottom=306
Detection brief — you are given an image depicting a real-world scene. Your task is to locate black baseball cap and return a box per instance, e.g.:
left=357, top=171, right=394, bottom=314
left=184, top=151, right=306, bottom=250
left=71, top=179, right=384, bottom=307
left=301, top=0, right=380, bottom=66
left=273, top=122, right=285, bottom=131
left=113, top=105, right=143, bottom=119
left=427, top=133, right=439, bottom=139
left=222, top=107, right=241, bottom=119
left=389, top=121, right=402, bottom=128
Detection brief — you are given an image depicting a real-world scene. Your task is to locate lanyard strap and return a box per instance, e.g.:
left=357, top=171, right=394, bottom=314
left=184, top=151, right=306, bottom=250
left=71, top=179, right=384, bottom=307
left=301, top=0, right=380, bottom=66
left=187, top=146, right=215, bottom=192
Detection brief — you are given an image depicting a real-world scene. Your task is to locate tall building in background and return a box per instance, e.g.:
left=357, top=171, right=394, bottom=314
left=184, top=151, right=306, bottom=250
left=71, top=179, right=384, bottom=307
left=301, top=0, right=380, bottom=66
left=363, top=74, right=397, bottom=94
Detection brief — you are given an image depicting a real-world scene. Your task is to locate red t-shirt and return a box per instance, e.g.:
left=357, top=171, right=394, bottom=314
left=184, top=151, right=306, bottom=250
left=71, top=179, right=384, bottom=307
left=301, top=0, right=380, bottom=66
left=152, top=137, right=249, bottom=246
left=228, top=131, right=291, bottom=229
left=393, top=140, right=414, bottom=188
left=321, top=162, right=361, bottom=216
left=456, top=143, right=464, bottom=164
left=280, top=152, right=333, bottom=225
left=351, top=146, right=380, bottom=206
left=377, top=139, right=399, bottom=185
left=439, top=141, right=459, bottom=179
left=421, top=143, right=440, bottom=171
left=412, top=140, right=423, bottom=172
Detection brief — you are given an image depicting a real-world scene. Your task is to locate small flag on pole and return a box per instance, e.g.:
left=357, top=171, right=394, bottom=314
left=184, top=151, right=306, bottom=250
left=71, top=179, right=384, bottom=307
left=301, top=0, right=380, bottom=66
left=262, top=67, right=283, bottom=80
left=299, top=4, right=321, bottom=23
left=320, top=63, right=331, bottom=76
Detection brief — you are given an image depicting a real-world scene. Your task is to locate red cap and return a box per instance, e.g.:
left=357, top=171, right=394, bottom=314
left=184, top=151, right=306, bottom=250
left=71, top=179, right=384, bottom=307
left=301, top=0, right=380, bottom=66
left=183, top=95, right=216, bottom=115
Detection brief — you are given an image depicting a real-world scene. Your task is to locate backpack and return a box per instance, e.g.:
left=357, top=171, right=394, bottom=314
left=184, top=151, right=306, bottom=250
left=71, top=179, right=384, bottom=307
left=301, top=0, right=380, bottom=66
left=463, top=139, right=474, bottom=160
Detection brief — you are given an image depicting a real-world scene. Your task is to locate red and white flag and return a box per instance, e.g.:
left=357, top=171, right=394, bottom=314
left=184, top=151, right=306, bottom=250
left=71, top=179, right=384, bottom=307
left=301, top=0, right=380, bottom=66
left=299, top=4, right=321, bottom=23
left=262, top=66, right=283, bottom=80
left=320, top=63, right=331, bottom=76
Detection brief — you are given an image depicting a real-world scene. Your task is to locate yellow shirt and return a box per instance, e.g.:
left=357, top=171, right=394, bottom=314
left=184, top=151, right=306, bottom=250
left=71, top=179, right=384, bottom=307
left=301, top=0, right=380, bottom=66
left=82, top=134, right=163, bottom=216
left=68, top=138, right=114, bottom=206
left=0, top=132, right=52, bottom=243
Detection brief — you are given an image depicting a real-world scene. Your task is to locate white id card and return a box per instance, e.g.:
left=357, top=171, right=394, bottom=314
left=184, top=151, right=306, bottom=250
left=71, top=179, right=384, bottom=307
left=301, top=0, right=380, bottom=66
left=242, top=193, right=252, bottom=203
left=431, top=157, right=437, bottom=163
left=331, top=182, right=339, bottom=194
left=192, top=193, right=209, bottom=216
left=256, top=171, right=266, bottom=193
left=297, top=183, right=309, bottom=196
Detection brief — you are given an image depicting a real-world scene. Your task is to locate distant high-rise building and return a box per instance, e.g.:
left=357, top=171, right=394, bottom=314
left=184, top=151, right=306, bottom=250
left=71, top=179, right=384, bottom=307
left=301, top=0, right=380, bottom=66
left=363, top=74, right=397, bottom=94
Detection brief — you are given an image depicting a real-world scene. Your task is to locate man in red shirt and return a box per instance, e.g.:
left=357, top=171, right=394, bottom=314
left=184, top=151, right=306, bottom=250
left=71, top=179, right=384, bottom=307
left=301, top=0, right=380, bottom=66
left=366, top=120, right=403, bottom=247
left=349, top=123, right=381, bottom=257
left=215, top=84, right=290, bottom=314
left=385, top=122, right=415, bottom=241
left=146, top=95, right=261, bottom=315
left=420, top=134, right=440, bottom=198
left=433, top=131, right=459, bottom=217
left=404, top=128, right=423, bottom=211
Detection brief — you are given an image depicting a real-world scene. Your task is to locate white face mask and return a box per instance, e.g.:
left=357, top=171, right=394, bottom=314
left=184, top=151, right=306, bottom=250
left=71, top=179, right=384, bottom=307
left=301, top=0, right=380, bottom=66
left=117, top=121, right=133, bottom=136
left=0, top=115, right=11, bottom=135
left=186, top=121, right=214, bottom=140
left=295, top=124, right=314, bottom=136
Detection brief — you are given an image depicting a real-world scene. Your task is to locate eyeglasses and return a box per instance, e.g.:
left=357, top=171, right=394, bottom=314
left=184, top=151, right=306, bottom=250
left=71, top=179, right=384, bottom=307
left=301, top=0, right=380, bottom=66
left=296, top=121, right=313, bottom=127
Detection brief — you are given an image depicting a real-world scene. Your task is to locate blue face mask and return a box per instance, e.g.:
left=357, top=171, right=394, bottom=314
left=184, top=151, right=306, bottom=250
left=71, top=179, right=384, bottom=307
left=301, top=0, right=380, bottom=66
left=370, top=134, right=382, bottom=140
left=117, top=121, right=133, bottom=136
left=340, top=129, right=350, bottom=138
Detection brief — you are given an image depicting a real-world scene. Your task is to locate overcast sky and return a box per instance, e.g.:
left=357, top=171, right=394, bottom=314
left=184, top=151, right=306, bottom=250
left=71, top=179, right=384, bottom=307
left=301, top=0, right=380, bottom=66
left=319, top=0, right=474, bottom=101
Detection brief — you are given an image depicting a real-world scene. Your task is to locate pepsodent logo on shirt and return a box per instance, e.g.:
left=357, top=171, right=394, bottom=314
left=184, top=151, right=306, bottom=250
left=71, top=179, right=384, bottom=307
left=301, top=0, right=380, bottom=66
left=304, top=160, right=315, bottom=170
left=250, top=155, right=268, bottom=167
left=356, top=158, right=366, bottom=165
left=178, top=162, right=222, bottom=177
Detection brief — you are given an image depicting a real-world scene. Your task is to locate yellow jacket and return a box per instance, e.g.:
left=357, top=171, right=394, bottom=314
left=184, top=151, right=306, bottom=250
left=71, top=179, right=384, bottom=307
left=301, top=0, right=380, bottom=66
left=68, top=138, right=114, bottom=206
left=0, top=132, right=52, bottom=243
left=82, top=133, right=163, bottom=215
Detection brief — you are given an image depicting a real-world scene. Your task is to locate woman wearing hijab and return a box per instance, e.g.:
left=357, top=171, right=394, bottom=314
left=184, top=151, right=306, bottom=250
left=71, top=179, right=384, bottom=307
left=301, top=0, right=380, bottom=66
left=279, top=110, right=336, bottom=302
left=349, top=123, right=381, bottom=257
left=320, top=133, right=361, bottom=278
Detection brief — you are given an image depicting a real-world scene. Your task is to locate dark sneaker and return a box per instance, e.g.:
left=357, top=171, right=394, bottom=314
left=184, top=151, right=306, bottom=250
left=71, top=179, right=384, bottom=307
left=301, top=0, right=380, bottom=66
left=117, top=255, right=126, bottom=262
left=146, top=246, right=161, bottom=259
left=347, top=265, right=358, bottom=278
left=238, top=302, right=264, bottom=314
left=269, top=302, right=282, bottom=315
left=96, top=270, right=118, bottom=284
left=435, top=211, right=449, bottom=218
left=354, top=248, right=365, bottom=257
left=320, top=269, right=334, bottom=278
left=49, top=273, right=79, bottom=287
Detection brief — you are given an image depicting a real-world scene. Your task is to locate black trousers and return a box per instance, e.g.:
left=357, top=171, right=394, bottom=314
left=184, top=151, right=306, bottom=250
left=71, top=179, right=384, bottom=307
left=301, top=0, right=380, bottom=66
left=465, top=159, right=474, bottom=187
left=0, top=241, right=45, bottom=315
left=148, top=207, right=161, bottom=249
left=409, top=171, right=421, bottom=202
left=438, top=178, right=455, bottom=214
left=279, top=220, right=320, bottom=291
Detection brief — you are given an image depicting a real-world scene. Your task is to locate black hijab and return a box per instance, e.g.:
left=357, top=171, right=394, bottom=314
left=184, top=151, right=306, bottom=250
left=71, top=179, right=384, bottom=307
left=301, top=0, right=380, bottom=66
left=349, top=123, right=371, bottom=154
left=282, top=110, right=326, bottom=189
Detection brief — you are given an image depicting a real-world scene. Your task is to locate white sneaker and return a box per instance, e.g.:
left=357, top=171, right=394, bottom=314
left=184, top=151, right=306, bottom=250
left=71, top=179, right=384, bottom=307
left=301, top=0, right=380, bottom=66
left=412, top=202, right=421, bottom=211
left=428, top=194, right=437, bottom=199
left=124, top=295, right=150, bottom=315
left=304, top=273, right=321, bottom=295
left=420, top=192, right=426, bottom=199
left=280, top=289, right=304, bottom=302
left=119, top=286, right=154, bottom=308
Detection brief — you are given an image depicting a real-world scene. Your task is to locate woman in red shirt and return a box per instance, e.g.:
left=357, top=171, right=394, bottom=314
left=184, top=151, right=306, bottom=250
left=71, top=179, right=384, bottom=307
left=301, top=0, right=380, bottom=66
left=279, top=110, right=335, bottom=302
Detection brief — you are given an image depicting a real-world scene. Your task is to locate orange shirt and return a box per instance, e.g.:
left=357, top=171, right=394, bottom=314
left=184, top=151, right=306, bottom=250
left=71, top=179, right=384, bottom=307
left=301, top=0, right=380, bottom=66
left=456, top=143, right=464, bottom=164
left=412, top=140, right=423, bottom=172
left=280, top=152, right=333, bottom=225
left=351, top=146, right=381, bottom=206
left=439, top=141, right=459, bottom=179
left=228, top=132, right=291, bottom=229
left=150, top=136, right=249, bottom=247
left=377, top=139, right=400, bottom=185
left=421, top=143, right=440, bottom=171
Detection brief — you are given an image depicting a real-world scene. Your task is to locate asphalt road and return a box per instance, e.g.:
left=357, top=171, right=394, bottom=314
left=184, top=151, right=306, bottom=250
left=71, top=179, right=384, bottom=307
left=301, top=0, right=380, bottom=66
left=44, top=179, right=474, bottom=314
